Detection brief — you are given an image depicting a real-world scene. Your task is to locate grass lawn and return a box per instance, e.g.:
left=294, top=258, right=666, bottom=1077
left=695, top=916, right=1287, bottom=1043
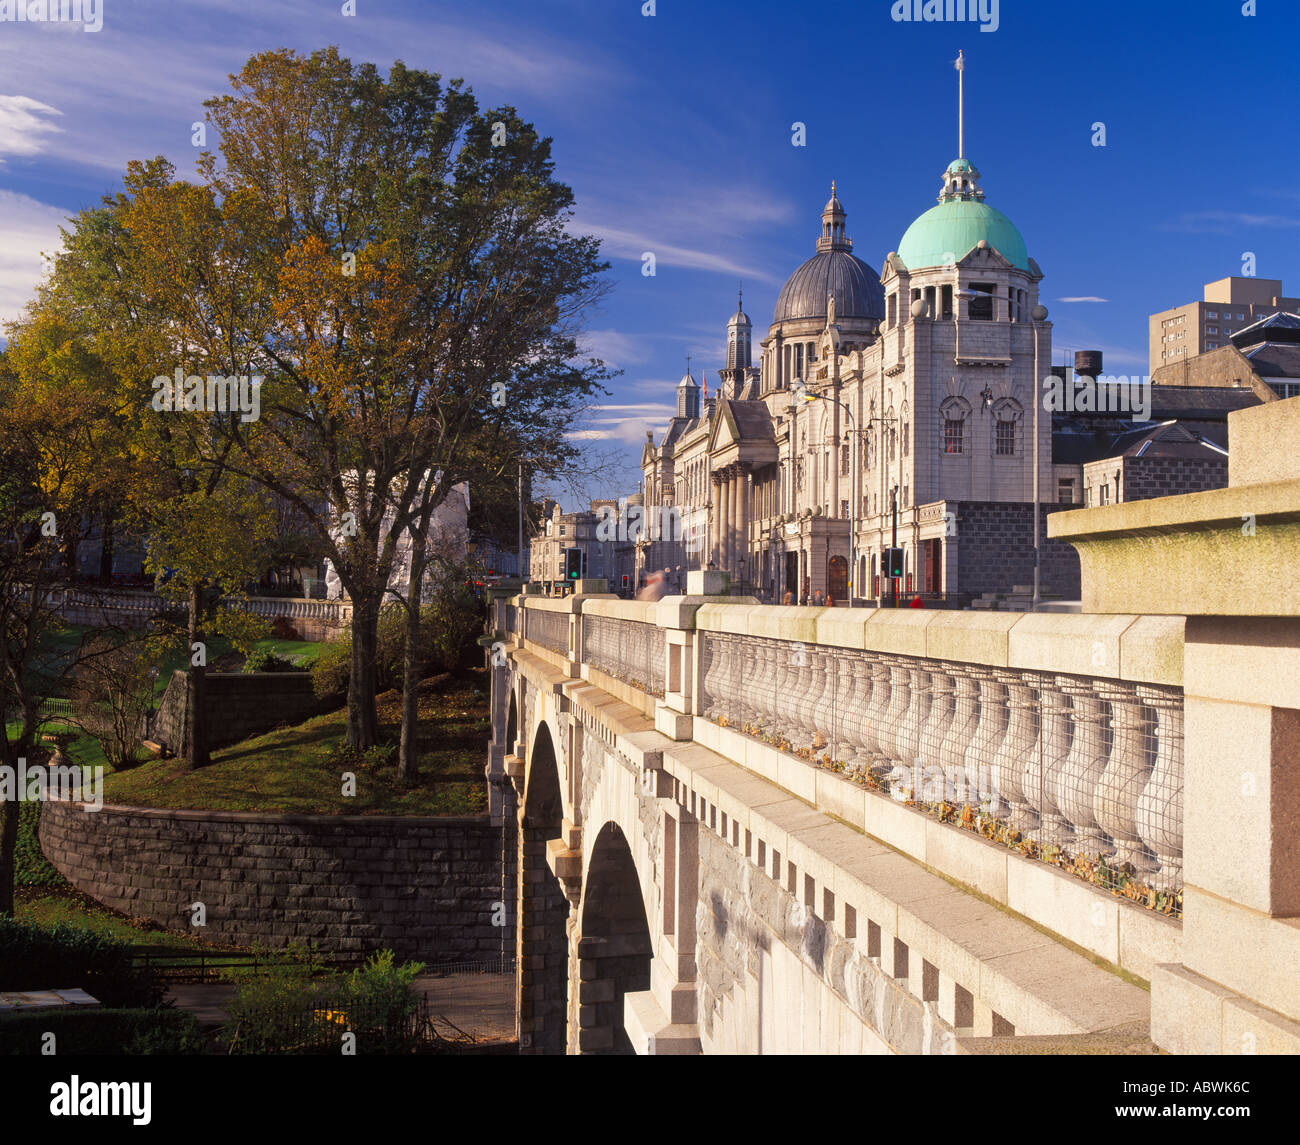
left=15, top=885, right=250, bottom=955
left=101, top=668, right=491, bottom=816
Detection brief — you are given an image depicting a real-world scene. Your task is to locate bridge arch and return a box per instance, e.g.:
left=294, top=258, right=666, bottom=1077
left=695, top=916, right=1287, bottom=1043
left=576, top=821, right=654, bottom=1054
left=518, top=720, right=569, bottom=1054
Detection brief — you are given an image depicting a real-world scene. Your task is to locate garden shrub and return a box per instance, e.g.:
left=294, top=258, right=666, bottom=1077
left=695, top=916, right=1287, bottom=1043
left=242, top=648, right=298, bottom=673
left=222, top=949, right=426, bottom=1055
left=15, top=801, right=66, bottom=887
left=0, top=1007, right=204, bottom=1055
left=0, top=917, right=162, bottom=1008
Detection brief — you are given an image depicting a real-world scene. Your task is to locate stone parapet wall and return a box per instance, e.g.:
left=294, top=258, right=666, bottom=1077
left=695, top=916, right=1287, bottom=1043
left=39, top=802, right=512, bottom=962
left=152, top=670, right=325, bottom=755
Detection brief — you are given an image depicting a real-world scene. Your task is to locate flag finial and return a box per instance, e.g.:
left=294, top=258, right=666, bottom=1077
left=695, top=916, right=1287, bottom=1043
left=955, top=50, right=966, bottom=158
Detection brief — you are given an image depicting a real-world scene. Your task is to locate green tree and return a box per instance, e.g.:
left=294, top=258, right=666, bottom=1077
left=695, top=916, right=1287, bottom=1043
left=118, top=47, right=612, bottom=754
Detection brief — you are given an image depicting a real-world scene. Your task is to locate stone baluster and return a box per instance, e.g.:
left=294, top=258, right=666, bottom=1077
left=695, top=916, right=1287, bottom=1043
left=892, top=665, right=933, bottom=797
left=861, top=656, right=893, bottom=778
left=1093, top=680, right=1160, bottom=877
left=840, top=654, right=872, bottom=770
left=992, top=670, right=1040, bottom=834
left=702, top=632, right=723, bottom=721
left=739, top=637, right=763, bottom=735
left=800, top=648, right=832, bottom=757
left=964, top=668, right=1009, bottom=814
left=759, top=629, right=780, bottom=738
left=775, top=639, right=810, bottom=751
left=1054, top=676, right=1115, bottom=857
left=722, top=633, right=745, bottom=727
left=1025, top=675, right=1076, bottom=848
left=939, top=665, right=981, bottom=805
left=919, top=664, right=958, bottom=801
left=816, top=649, right=846, bottom=763
left=1134, top=685, right=1184, bottom=893
left=876, top=657, right=913, bottom=781
left=759, top=639, right=785, bottom=748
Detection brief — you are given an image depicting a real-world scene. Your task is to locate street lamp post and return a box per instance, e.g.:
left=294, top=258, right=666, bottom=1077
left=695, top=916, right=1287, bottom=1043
left=1031, top=304, right=1049, bottom=611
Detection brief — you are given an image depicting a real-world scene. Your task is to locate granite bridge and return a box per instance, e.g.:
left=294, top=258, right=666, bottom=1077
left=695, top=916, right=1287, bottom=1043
left=484, top=398, right=1300, bottom=1055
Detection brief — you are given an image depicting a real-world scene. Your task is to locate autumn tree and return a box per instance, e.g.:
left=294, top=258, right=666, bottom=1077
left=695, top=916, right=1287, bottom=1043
left=121, top=48, right=612, bottom=753
left=8, top=172, right=278, bottom=769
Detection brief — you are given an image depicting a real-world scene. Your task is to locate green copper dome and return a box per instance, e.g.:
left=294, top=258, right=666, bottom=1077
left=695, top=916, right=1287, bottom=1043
left=897, top=157, right=1030, bottom=272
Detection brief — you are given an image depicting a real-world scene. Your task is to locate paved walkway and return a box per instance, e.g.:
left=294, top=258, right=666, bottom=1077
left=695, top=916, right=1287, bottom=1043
left=166, top=971, right=516, bottom=1045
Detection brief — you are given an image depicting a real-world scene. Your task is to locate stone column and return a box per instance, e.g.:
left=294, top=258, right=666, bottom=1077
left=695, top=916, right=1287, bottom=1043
left=717, top=470, right=728, bottom=569
left=737, top=465, right=749, bottom=583
left=729, top=469, right=741, bottom=575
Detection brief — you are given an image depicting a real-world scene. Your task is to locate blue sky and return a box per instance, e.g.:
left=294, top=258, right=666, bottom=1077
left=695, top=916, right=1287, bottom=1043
left=1, top=0, right=1297, bottom=508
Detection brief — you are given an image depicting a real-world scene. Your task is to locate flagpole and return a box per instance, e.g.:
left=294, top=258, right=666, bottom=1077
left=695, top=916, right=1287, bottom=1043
left=956, top=50, right=965, bottom=159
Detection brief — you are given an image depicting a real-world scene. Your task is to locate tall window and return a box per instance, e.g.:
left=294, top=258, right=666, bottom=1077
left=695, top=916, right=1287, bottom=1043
left=840, top=499, right=849, bottom=520
left=993, top=398, right=1022, bottom=457
left=1058, top=478, right=1074, bottom=504
left=969, top=283, right=996, bottom=321
left=840, top=442, right=850, bottom=475
left=941, top=284, right=953, bottom=318
left=940, top=397, right=971, bottom=455
left=944, top=418, right=964, bottom=454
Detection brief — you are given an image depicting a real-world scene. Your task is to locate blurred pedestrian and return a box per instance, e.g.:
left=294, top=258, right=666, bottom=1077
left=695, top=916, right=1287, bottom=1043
left=637, top=569, right=668, bottom=601
left=782, top=590, right=794, bottom=605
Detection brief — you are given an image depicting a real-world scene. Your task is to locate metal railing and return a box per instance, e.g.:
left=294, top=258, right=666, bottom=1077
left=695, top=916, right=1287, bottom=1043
left=699, top=631, right=1184, bottom=915
left=526, top=609, right=569, bottom=657
left=582, top=615, right=665, bottom=698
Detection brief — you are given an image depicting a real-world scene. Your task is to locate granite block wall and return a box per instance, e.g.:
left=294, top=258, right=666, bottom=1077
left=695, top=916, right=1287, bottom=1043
left=39, top=802, right=515, bottom=962
left=152, top=670, right=324, bottom=754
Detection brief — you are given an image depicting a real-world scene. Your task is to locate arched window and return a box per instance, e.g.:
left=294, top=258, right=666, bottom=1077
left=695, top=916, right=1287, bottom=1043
left=992, top=398, right=1023, bottom=456
left=940, top=396, right=971, bottom=455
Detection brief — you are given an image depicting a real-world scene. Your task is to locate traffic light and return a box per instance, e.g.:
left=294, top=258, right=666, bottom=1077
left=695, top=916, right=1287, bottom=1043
left=885, top=547, right=905, bottom=579
left=564, top=548, right=584, bottom=580
left=621, top=574, right=630, bottom=589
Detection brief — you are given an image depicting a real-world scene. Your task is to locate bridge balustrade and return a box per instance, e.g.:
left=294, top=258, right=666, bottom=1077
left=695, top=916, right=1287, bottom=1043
left=698, top=632, right=1183, bottom=910
left=582, top=615, right=666, bottom=699
left=526, top=608, right=570, bottom=657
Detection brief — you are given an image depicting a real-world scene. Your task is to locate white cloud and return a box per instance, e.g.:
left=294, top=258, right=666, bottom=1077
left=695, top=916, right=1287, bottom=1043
left=1163, top=210, right=1300, bottom=235
left=576, top=328, right=650, bottom=368
left=1057, top=296, right=1108, bottom=303
left=574, top=219, right=781, bottom=282
left=0, top=190, right=70, bottom=326
left=0, top=95, right=62, bottom=161
left=570, top=184, right=794, bottom=285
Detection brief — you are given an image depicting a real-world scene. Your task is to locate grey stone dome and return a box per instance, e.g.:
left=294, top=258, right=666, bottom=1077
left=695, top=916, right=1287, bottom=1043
left=772, top=249, right=885, bottom=325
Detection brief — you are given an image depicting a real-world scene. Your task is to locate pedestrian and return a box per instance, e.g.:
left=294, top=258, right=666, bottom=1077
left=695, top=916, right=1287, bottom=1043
left=782, top=590, right=794, bottom=605
left=637, top=570, right=668, bottom=601
left=908, top=594, right=924, bottom=609
left=825, top=594, right=835, bottom=608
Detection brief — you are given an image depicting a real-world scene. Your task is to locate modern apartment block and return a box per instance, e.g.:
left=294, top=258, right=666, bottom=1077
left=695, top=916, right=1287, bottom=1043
left=1149, top=276, right=1300, bottom=373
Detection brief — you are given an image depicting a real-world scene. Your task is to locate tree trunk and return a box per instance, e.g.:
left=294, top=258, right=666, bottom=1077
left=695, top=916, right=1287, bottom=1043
left=0, top=796, right=17, bottom=917
left=397, top=526, right=428, bottom=786
left=98, top=511, right=115, bottom=587
left=346, top=591, right=381, bottom=751
left=182, top=581, right=210, bottom=770
left=0, top=719, right=36, bottom=917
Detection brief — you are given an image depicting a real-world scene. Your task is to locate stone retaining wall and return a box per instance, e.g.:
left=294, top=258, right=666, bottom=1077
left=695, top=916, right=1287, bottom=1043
left=39, top=801, right=514, bottom=962
left=152, top=670, right=325, bottom=755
